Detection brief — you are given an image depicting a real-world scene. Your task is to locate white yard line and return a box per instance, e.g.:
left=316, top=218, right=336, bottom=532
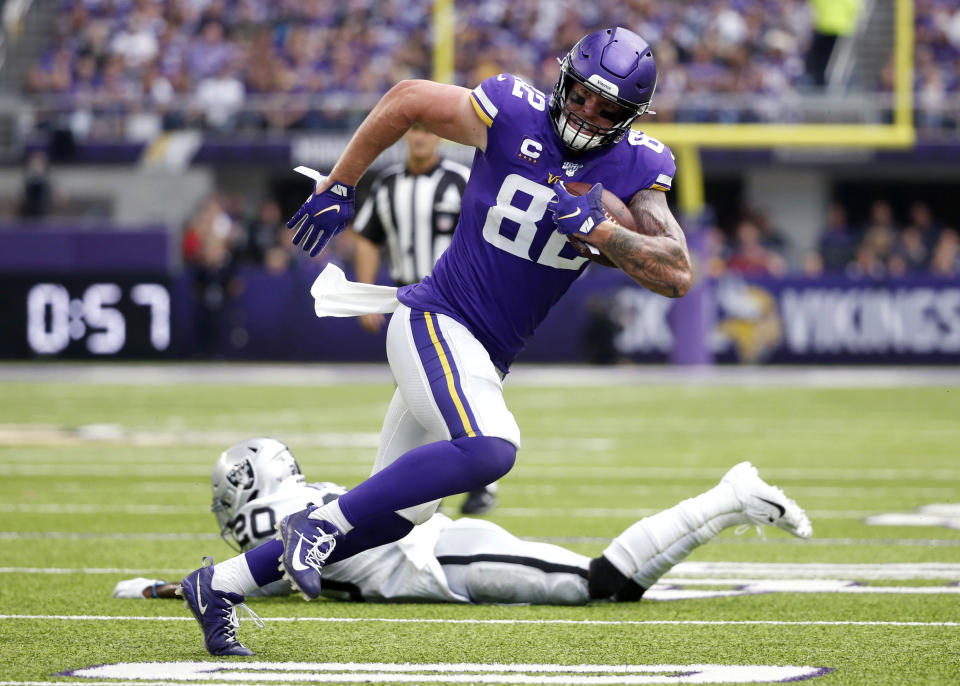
left=2, top=531, right=958, bottom=547
left=0, top=502, right=893, bottom=519
left=3, top=362, right=960, bottom=387
left=4, top=452, right=960, bottom=482
left=0, top=614, right=956, bottom=628
left=3, top=562, right=959, bottom=580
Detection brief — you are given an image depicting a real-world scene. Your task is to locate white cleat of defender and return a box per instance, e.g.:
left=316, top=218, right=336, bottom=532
left=723, top=461, right=813, bottom=539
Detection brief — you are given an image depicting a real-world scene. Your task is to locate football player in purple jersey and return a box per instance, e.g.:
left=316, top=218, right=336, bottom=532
left=180, top=28, right=706, bottom=655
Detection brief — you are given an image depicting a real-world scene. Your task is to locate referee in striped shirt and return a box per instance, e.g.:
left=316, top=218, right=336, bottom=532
left=351, top=123, right=497, bottom=516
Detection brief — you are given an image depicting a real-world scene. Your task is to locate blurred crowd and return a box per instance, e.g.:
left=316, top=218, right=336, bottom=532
left=706, top=198, right=960, bottom=280
left=22, top=0, right=960, bottom=137
left=911, top=0, right=960, bottom=130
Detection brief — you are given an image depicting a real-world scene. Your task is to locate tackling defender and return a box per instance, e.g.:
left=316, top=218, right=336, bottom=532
left=181, top=27, right=698, bottom=652
left=143, top=439, right=810, bottom=656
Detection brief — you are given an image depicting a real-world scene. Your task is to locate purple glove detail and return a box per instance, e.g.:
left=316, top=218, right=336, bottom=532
left=286, top=181, right=356, bottom=257
left=547, top=182, right=606, bottom=236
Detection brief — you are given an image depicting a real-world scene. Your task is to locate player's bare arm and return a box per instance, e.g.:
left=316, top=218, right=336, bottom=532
left=587, top=189, right=693, bottom=298
left=322, top=81, right=487, bottom=191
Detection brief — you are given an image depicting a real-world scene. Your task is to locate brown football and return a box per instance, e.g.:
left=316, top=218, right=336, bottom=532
left=563, top=182, right=636, bottom=266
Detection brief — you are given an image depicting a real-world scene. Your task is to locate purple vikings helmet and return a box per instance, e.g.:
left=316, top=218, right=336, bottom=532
left=550, top=27, right=658, bottom=152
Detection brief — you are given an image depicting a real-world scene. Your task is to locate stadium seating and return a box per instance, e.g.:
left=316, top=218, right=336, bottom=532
left=18, top=1, right=959, bottom=134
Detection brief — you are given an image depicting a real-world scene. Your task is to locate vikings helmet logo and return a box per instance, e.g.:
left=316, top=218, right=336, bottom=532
left=226, top=459, right=255, bottom=490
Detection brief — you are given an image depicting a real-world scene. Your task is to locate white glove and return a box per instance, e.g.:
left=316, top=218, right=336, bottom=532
left=112, top=577, right=166, bottom=599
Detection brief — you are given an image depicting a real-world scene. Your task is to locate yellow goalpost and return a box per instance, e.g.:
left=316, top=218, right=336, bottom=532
left=433, top=0, right=915, bottom=216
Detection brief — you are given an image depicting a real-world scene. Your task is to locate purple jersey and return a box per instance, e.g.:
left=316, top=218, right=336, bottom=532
left=398, top=73, right=676, bottom=372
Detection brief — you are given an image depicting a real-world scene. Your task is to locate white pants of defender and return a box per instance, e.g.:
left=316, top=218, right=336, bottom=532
left=320, top=513, right=592, bottom=605
left=377, top=304, right=521, bottom=525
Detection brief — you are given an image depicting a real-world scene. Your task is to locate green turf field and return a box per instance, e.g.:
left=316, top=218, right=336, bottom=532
left=1, top=368, right=958, bottom=685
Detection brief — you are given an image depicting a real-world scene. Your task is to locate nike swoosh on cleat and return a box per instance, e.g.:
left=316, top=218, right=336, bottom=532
left=757, top=497, right=786, bottom=518
left=313, top=204, right=340, bottom=217
left=196, top=573, right=207, bottom=614
left=290, top=536, right=311, bottom=572
left=557, top=208, right=581, bottom=220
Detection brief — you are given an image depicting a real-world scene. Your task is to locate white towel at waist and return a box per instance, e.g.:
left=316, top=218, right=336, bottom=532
left=309, top=264, right=400, bottom=318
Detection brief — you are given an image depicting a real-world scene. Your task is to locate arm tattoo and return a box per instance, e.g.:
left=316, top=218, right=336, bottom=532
left=592, top=189, right=693, bottom=298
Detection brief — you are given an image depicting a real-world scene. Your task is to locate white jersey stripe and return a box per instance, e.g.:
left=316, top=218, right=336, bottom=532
left=471, top=84, right=499, bottom=121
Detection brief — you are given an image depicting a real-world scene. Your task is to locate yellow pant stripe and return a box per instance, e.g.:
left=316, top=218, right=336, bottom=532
left=424, top=312, right=477, bottom=438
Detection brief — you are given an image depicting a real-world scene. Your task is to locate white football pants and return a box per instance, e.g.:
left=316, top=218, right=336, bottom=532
left=376, top=304, right=521, bottom=524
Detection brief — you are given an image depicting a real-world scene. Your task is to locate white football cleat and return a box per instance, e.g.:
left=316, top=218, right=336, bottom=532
left=722, top=461, right=812, bottom=539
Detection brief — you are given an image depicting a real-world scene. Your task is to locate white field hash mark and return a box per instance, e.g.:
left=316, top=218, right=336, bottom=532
left=56, top=661, right=834, bottom=685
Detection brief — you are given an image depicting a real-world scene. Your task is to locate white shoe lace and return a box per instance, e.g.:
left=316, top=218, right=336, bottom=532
left=301, top=530, right=338, bottom=573
left=223, top=602, right=264, bottom=644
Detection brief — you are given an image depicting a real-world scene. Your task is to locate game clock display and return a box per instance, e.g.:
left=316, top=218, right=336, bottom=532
left=0, top=276, right=173, bottom=359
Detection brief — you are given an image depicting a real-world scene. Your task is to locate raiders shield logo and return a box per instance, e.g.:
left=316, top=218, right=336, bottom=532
left=226, top=460, right=255, bottom=489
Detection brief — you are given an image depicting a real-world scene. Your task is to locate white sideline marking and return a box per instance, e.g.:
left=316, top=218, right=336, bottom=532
left=4, top=562, right=960, bottom=580
left=1, top=614, right=957, bottom=628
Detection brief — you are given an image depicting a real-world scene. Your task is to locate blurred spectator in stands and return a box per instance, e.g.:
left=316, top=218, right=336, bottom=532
left=725, top=217, right=787, bottom=277
left=237, top=198, right=287, bottom=268
left=753, top=209, right=789, bottom=254
left=915, top=45, right=950, bottom=129
left=846, top=242, right=887, bottom=280
left=860, top=198, right=898, bottom=261
left=193, top=62, right=246, bottom=131
left=888, top=225, right=929, bottom=277
left=110, top=9, right=159, bottom=70
left=186, top=20, right=235, bottom=82
left=183, top=196, right=243, bottom=358
left=930, top=228, right=959, bottom=278
left=885, top=200, right=942, bottom=277
left=804, top=201, right=857, bottom=275
left=19, top=151, right=60, bottom=219
left=138, top=59, right=179, bottom=132
left=906, top=200, right=943, bottom=252
left=804, top=0, right=861, bottom=87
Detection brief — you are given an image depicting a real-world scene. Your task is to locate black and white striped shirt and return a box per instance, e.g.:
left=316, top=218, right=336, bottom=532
left=353, top=158, right=470, bottom=286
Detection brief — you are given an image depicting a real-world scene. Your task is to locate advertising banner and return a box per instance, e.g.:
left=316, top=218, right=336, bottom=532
left=2, top=263, right=958, bottom=364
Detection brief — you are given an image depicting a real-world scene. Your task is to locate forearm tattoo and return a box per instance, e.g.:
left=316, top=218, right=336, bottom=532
left=594, top=190, right=692, bottom=298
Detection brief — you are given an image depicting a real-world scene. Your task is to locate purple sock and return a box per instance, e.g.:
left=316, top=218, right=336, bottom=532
left=337, top=435, right=515, bottom=525
left=242, top=538, right=284, bottom=587
left=325, top=511, right=414, bottom=565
